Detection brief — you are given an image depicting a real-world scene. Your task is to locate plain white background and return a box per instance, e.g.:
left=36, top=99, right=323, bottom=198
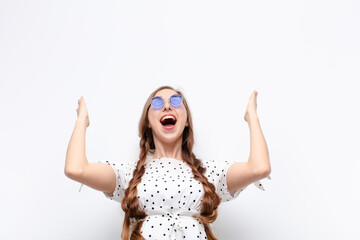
left=1, top=0, right=359, bottom=239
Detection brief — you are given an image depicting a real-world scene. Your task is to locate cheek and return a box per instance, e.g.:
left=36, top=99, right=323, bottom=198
left=148, top=112, right=157, bottom=126
left=179, top=109, right=188, bottom=123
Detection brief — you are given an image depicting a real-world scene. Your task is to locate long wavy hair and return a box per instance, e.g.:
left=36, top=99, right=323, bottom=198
left=120, top=85, right=221, bottom=240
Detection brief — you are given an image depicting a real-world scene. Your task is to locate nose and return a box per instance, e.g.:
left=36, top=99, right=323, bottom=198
left=163, top=98, right=172, bottom=110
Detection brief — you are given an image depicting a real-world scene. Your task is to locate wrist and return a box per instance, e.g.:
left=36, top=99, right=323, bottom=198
left=75, top=119, right=88, bottom=128
left=246, top=112, right=259, bottom=125
left=247, top=111, right=258, bottom=119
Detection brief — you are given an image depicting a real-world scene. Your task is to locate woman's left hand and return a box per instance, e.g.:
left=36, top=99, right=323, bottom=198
left=244, top=90, right=258, bottom=123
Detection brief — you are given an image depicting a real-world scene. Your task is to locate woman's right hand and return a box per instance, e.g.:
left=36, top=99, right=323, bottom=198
left=76, top=96, right=90, bottom=128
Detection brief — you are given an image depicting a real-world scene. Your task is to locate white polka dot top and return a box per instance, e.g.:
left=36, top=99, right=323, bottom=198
left=80, top=153, right=270, bottom=239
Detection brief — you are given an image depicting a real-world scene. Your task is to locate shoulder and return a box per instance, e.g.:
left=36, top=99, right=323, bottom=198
left=101, top=160, right=138, bottom=177
left=202, top=158, right=235, bottom=183
left=203, top=159, right=234, bottom=171
left=103, top=160, right=138, bottom=168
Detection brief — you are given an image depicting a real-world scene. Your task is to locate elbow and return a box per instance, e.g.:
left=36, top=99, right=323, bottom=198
left=263, top=167, right=271, bottom=178
left=254, top=165, right=271, bottom=179
left=261, top=166, right=271, bottom=178
left=64, top=167, right=83, bottom=180
left=64, top=159, right=87, bottom=180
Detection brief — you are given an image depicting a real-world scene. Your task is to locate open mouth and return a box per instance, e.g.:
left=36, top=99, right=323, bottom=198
left=160, top=115, right=177, bottom=127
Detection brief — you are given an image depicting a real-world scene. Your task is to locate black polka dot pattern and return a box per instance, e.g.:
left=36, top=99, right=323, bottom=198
left=203, top=159, right=246, bottom=202
left=93, top=154, right=267, bottom=239
left=100, top=160, right=136, bottom=203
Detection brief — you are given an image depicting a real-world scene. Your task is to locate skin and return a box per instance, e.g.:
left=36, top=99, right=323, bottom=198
left=227, top=90, right=271, bottom=194
left=147, top=89, right=189, bottom=161
left=68, top=89, right=270, bottom=197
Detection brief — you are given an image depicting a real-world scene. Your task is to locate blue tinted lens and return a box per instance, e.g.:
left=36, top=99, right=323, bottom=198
left=151, top=97, right=164, bottom=108
left=170, top=94, right=183, bottom=106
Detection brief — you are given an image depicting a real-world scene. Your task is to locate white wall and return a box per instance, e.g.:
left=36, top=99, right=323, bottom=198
left=1, top=0, right=359, bottom=239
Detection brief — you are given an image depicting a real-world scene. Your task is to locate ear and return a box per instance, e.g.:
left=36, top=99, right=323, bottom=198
left=185, top=122, right=189, bottom=127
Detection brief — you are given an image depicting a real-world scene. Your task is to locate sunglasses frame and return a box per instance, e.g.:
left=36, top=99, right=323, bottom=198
left=150, top=94, right=183, bottom=109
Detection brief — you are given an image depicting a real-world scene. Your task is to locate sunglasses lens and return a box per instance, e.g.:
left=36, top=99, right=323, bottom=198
left=151, top=97, right=164, bottom=108
left=170, top=94, right=183, bottom=106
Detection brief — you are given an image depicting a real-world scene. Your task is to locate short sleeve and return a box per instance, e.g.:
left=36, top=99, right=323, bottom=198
left=204, top=159, right=270, bottom=202
left=78, top=160, right=137, bottom=203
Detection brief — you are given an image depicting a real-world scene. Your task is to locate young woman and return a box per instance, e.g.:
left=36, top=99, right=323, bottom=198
left=65, top=85, right=271, bottom=240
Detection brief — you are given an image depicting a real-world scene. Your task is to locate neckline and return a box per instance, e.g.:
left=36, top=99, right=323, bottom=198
left=146, top=154, right=186, bottom=163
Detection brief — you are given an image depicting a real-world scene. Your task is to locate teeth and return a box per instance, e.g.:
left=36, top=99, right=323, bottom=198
left=161, top=115, right=176, bottom=122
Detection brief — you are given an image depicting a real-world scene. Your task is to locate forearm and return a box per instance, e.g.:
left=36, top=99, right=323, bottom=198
left=65, top=120, right=89, bottom=176
left=247, top=112, right=271, bottom=175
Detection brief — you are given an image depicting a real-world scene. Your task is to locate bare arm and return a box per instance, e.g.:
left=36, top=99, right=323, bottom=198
left=246, top=112, right=271, bottom=174
left=227, top=91, right=271, bottom=193
left=65, top=97, right=116, bottom=195
left=227, top=113, right=271, bottom=193
left=64, top=120, right=116, bottom=195
left=64, top=120, right=89, bottom=175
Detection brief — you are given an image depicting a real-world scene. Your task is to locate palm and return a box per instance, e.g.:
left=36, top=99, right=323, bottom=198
left=76, top=96, right=90, bottom=127
left=244, top=90, right=258, bottom=122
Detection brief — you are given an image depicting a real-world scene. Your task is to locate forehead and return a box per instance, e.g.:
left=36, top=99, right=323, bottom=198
left=154, top=89, right=178, bottom=98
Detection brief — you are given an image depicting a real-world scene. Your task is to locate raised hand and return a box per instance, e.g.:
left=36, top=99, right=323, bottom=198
left=244, top=90, right=258, bottom=123
left=76, top=96, right=90, bottom=128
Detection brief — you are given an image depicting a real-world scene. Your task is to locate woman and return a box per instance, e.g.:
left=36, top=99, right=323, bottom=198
left=65, top=85, right=271, bottom=240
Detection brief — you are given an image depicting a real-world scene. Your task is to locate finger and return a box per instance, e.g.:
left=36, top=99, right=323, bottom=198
left=250, top=91, right=257, bottom=100
left=250, top=90, right=256, bottom=98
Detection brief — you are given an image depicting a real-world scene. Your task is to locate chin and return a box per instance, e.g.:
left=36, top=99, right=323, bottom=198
left=158, top=129, right=183, bottom=141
